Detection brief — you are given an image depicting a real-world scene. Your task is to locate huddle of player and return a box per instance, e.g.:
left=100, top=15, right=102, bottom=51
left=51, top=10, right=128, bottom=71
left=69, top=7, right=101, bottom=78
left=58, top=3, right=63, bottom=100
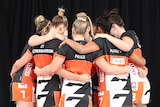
left=10, top=8, right=150, bottom=107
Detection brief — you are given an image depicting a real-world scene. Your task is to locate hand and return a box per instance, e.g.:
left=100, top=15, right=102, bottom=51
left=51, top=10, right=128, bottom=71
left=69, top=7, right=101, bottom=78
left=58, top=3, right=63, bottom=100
left=116, top=65, right=130, bottom=77
left=34, top=66, right=42, bottom=76
left=59, top=39, right=68, bottom=48
left=10, top=70, right=16, bottom=79
left=137, top=66, right=148, bottom=78
left=117, top=72, right=129, bottom=77
left=79, top=74, right=91, bottom=82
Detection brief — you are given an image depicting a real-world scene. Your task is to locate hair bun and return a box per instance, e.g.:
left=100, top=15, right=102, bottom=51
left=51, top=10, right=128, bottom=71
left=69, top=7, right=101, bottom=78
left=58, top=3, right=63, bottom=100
left=35, top=15, right=45, bottom=26
left=109, top=8, right=119, bottom=15
left=58, top=8, right=65, bottom=16
left=103, top=8, right=119, bottom=19
left=76, top=12, right=87, bottom=21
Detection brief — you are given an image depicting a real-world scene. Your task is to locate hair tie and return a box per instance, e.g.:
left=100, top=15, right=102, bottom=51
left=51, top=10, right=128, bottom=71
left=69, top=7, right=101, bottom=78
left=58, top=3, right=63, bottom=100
left=77, top=17, right=86, bottom=21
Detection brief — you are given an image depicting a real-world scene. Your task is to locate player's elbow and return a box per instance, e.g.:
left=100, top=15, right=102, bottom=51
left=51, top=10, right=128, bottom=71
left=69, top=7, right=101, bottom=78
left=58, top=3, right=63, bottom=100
left=141, top=57, right=146, bottom=66
left=137, top=57, right=146, bottom=66
left=28, top=35, right=38, bottom=46
left=28, top=38, right=35, bottom=47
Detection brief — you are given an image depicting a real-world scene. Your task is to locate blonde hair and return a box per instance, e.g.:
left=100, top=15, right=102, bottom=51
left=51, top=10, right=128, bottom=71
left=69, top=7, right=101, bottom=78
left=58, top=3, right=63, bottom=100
left=35, top=15, right=45, bottom=26
left=52, top=8, right=68, bottom=28
left=35, top=15, right=50, bottom=33
left=72, top=12, right=93, bottom=37
left=87, top=16, right=94, bottom=38
left=58, top=8, right=65, bottom=16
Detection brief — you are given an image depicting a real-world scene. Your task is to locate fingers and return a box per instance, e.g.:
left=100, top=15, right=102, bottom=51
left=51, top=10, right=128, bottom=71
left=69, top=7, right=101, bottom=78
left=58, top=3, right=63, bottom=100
left=137, top=66, right=148, bottom=78
left=82, top=74, right=91, bottom=82
left=138, top=71, right=146, bottom=78
left=59, top=40, right=66, bottom=48
left=10, top=72, right=15, bottom=79
left=118, top=72, right=129, bottom=77
left=33, top=67, right=38, bottom=75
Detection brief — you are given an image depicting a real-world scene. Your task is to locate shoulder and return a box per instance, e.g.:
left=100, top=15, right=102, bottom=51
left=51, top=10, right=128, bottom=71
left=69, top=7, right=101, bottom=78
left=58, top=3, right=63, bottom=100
left=121, top=30, right=135, bottom=38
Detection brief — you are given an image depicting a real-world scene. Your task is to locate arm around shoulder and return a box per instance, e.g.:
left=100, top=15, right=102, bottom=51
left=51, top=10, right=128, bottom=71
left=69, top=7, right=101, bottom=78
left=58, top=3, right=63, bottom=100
left=95, top=57, right=130, bottom=75
left=28, top=34, right=53, bottom=46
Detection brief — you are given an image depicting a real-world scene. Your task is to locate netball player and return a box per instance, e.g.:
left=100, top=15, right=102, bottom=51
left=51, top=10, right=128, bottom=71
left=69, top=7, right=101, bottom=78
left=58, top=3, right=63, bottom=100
left=10, top=14, right=52, bottom=107
left=10, top=44, right=36, bottom=107
left=10, top=15, right=54, bottom=107
left=95, top=8, right=150, bottom=107
left=28, top=8, right=68, bottom=47
left=93, top=15, right=134, bottom=107
left=10, top=14, right=53, bottom=107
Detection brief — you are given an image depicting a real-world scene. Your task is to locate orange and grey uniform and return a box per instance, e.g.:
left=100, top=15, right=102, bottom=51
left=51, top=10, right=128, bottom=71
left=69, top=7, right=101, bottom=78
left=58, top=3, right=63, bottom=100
left=121, top=30, right=151, bottom=104
left=93, top=37, right=133, bottom=107
left=28, top=39, right=62, bottom=107
left=56, top=40, right=103, bottom=107
left=10, top=43, right=36, bottom=103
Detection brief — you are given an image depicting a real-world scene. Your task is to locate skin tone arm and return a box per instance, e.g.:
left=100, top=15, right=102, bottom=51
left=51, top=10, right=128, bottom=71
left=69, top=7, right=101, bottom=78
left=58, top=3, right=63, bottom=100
left=28, top=34, right=53, bottom=46
left=10, top=50, right=32, bottom=78
left=94, top=33, right=146, bottom=66
left=94, top=33, right=134, bottom=52
left=34, top=56, right=90, bottom=82
left=56, top=68, right=90, bottom=82
left=97, top=33, right=148, bottom=78
left=28, top=27, right=56, bottom=46
left=60, top=35, right=146, bottom=71
left=129, top=53, right=146, bottom=66
left=34, top=55, right=65, bottom=75
left=28, top=27, right=67, bottom=47
left=97, top=32, right=148, bottom=77
left=95, top=57, right=130, bottom=76
left=137, top=66, right=148, bottom=78
left=94, top=33, right=147, bottom=66
left=60, top=39, right=100, bottom=54
left=58, top=36, right=140, bottom=76
left=62, top=37, right=146, bottom=66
